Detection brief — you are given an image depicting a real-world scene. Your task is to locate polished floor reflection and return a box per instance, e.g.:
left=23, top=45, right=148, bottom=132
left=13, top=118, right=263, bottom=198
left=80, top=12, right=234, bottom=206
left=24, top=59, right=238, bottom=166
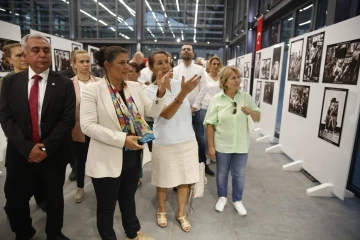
left=0, top=134, right=359, bottom=240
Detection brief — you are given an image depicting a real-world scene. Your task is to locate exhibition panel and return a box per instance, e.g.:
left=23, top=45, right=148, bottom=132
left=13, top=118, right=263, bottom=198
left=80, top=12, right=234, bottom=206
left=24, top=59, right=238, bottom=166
left=252, top=43, right=285, bottom=143
left=279, top=15, right=360, bottom=199
left=227, top=58, right=236, bottom=66
left=236, top=53, right=252, bottom=93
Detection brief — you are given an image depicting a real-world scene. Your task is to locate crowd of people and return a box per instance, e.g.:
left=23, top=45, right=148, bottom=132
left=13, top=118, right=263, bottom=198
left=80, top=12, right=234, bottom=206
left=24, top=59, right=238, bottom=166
left=0, top=33, right=261, bottom=240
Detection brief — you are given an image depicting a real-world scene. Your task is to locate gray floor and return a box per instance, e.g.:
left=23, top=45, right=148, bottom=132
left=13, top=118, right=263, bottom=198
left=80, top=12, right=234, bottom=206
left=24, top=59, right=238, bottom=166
left=1, top=134, right=360, bottom=240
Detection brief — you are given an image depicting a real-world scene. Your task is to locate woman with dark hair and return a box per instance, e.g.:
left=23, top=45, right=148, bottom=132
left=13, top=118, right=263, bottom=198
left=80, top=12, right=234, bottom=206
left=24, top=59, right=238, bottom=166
left=80, top=46, right=168, bottom=240
left=127, top=62, right=141, bottom=83
left=145, top=51, right=200, bottom=232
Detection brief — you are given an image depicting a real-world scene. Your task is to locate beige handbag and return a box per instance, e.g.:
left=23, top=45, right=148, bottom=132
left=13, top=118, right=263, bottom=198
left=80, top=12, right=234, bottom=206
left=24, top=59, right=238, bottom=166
left=188, top=162, right=207, bottom=214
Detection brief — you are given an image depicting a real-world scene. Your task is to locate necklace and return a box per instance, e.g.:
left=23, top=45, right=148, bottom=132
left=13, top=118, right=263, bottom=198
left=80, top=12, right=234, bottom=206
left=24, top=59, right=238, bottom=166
left=78, top=76, right=91, bottom=82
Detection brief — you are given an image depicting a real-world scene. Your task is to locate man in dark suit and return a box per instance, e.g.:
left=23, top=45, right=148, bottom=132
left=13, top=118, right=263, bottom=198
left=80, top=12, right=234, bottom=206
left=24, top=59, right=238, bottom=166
left=0, top=34, right=75, bottom=240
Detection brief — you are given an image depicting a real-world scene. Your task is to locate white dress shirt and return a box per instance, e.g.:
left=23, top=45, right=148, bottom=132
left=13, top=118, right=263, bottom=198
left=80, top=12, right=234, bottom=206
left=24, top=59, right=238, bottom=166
left=201, top=73, right=221, bottom=110
left=138, top=67, right=153, bottom=84
left=28, top=67, right=49, bottom=136
left=146, top=79, right=195, bottom=144
left=173, top=62, right=207, bottom=110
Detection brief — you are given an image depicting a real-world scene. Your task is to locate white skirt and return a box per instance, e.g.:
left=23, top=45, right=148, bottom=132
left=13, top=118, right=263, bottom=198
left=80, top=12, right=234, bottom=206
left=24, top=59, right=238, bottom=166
left=151, top=139, right=199, bottom=188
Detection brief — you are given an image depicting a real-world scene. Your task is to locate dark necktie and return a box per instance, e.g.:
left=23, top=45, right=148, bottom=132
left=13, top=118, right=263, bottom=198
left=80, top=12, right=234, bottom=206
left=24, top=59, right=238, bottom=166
left=29, top=74, right=43, bottom=143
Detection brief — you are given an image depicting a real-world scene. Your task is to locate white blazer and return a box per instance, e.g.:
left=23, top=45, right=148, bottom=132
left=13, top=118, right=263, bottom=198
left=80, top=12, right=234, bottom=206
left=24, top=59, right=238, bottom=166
left=80, top=78, right=166, bottom=178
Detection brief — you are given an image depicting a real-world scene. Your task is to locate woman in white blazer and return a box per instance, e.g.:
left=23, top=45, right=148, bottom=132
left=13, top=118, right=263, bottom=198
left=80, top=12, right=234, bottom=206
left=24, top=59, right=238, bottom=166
left=80, top=46, right=168, bottom=240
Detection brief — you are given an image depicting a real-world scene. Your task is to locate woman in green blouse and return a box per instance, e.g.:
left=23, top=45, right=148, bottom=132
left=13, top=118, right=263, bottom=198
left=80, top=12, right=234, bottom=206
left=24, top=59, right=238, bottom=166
left=204, top=66, right=260, bottom=216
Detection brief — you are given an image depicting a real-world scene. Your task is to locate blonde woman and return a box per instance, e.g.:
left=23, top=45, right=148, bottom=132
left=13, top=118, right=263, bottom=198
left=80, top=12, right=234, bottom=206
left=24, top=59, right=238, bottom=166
left=204, top=66, right=260, bottom=215
left=71, top=50, right=100, bottom=203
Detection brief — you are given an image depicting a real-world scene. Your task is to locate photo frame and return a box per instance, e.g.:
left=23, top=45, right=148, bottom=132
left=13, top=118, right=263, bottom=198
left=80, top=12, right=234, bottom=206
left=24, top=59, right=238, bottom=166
left=288, top=39, right=304, bottom=81
left=72, top=43, right=82, bottom=51
left=303, top=32, right=325, bottom=82
left=244, top=62, right=250, bottom=78
left=88, top=45, right=100, bottom=65
left=322, top=38, right=360, bottom=85
left=260, top=58, right=271, bottom=80
left=263, top=81, right=274, bottom=105
left=53, top=49, right=71, bottom=72
left=254, top=52, right=261, bottom=78
left=318, top=87, right=348, bottom=147
left=288, top=84, right=310, bottom=118
left=255, top=81, right=262, bottom=107
left=271, top=45, right=282, bottom=80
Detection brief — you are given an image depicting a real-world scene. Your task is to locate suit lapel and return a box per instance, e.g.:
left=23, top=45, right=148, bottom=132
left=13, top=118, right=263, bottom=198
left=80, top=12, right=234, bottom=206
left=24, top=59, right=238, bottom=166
left=41, top=70, right=57, bottom=116
left=99, top=79, right=122, bottom=130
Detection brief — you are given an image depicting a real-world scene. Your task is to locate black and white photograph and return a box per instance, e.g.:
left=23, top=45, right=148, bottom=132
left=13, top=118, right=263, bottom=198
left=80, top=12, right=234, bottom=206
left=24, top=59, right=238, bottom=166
left=318, top=87, right=348, bottom=147
left=242, top=79, right=248, bottom=92
left=322, top=38, right=360, bottom=85
left=288, top=84, right=310, bottom=118
left=255, top=81, right=262, bottom=107
left=260, top=58, right=271, bottom=79
left=271, top=45, right=282, bottom=80
left=254, top=52, right=261, bottom=78
left=244, top=62, right=250, bottom=78
left=288, top=39, right=304, bottom=81
left=88, top=46, right=99, bottom=65
left=72, top=43, right=81, bottom=51
left=237, top=57, right=244, bottom=76
left=0, top=38, right=19, bottom=71
left=54, top=49, right=71, bottom=72
left=236, top=56, right=241, bottom=68
left=303, top=32, right=325, bottom=82
left=263, top=81, right=274, bottom=105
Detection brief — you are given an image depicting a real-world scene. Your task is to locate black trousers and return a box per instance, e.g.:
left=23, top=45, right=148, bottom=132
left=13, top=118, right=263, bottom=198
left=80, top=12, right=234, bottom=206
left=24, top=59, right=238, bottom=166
left=74, top=136, right=90, bottom=188
left=92, top=149, right=141, bottom=240
left=4, top=160, right=67, bottom=238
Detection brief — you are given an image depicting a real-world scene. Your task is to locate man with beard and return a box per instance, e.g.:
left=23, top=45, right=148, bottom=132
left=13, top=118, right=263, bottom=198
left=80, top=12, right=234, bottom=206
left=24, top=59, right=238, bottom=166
left=173, top=45, right=214, bottom=176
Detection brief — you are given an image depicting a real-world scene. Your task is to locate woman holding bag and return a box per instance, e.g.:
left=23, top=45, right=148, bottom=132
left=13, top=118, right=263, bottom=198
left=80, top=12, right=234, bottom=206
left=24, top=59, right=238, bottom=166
left=204, top=66, right=260, bottom=216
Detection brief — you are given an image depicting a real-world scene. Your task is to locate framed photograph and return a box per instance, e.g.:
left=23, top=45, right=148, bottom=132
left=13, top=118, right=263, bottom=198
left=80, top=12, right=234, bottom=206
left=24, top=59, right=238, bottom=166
left=72, top=43, right=81, bottom=51
left=244, top=62, right=250, bottom=78
left=288, top=39, right=304, bottom=81
left=288, top=84, right=310, bottom=118
left=236, top=57, right=244, bottom=76
left=53, top=49, right=71, bottom=72
left=242, top=79, right=248, bottom=92
left=303, top=32, right=325, bottom=82
left=254, top=52, right=261, bottom=78
left=322, top=38, right=360, bottom=85
left=318, top=87, right=348, bottom=147
left=0, top=38, right=20, bottom=71
left=88, top=45, right=100, bottom=65
left=271, top=45, right=282, bottom=80
left=263, top=81, right=274, bottom=105
left=260, top=58, right=271, bottom=79
left=255, top=81, right=262, bottom=107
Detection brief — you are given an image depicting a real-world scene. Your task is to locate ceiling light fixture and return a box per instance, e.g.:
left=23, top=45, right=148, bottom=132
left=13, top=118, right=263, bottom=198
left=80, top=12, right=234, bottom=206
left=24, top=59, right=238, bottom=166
left=299, top=20, right=311, bottom=26
left=176, top=0, right=180, bottom=11
left=119, top=0, right=136, bottom=17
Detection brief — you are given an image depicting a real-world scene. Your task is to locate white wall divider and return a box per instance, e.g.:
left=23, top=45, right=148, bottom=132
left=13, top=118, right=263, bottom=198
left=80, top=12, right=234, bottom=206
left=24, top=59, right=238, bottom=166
left=252, top=43, right=285, bottom=143
left=30, top=29, right=84, bottom=72
left=236, top=53, right=253, bottom=93
left=227, top=58, right=236, bottom=66
left=278, top=15, right=360, bottom=200
left=0, top=20, right=22, bottom=168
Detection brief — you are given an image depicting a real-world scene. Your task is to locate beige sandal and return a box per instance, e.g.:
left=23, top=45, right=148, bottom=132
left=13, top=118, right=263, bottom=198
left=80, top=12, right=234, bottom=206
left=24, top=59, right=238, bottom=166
left=156, top=209, right=167, bottom=228
left=177, top=215, right=191, bottom=232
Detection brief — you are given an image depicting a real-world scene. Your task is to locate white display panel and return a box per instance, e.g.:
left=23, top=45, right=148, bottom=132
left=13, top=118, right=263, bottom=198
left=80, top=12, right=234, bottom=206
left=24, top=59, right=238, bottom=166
left=30, top=29, right=83, bottom=72
left=252, top=43, right=285, bottom=142
left=0, top=21, right=22, bottom=163
left=279, top=16, right=360, bottom=199
left=236, top=53, right=252, bottom=93
left=227, top=58, right=236, bottom=66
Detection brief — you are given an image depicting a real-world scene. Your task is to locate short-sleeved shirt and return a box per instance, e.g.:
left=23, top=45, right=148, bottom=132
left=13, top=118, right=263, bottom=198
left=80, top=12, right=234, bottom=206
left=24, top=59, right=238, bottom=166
left=204, top=90, right=260, bottom=154
left=146, top=79, right=195, bottom=144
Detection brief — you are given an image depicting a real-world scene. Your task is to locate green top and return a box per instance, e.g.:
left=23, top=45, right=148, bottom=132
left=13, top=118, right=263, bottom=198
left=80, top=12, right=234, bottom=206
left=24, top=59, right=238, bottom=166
left=204, top=90, right=260, bottom=154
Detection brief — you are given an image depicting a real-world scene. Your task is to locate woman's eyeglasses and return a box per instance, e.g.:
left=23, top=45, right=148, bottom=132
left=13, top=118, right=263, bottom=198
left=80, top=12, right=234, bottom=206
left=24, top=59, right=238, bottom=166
left=232, top=102, right=237, bottom=114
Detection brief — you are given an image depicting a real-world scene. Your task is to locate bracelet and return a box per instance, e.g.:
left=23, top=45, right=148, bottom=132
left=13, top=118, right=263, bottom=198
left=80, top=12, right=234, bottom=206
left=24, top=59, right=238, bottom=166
left=174, top=98, right=183, bottom=104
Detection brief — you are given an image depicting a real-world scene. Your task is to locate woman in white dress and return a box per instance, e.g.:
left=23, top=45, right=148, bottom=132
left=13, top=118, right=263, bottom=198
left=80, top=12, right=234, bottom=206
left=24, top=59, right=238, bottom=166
left=145, top=51, right=200, bottom=233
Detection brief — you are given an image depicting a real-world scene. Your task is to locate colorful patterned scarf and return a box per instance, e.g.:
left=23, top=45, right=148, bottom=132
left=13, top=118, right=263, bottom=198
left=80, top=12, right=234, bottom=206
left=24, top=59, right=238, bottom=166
left=105, top=76, right=154, bottom=144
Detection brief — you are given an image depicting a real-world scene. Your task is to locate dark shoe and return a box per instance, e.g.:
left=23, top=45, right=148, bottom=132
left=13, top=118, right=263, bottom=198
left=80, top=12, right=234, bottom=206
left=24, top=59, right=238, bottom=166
left=47, top=232, right=70, bottom=240
left=69, top=168, right=76, bottom=182
left=205, top=166, right=215, bottom=176
left=16, top=227, right=36, bottom=240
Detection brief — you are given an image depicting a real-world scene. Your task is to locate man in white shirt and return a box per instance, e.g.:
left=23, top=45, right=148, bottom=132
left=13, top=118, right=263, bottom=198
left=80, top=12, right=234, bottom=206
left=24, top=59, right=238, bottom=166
left=173, top=45, right=215, bottom=176
left=130, top=51, right=144, bottom=65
